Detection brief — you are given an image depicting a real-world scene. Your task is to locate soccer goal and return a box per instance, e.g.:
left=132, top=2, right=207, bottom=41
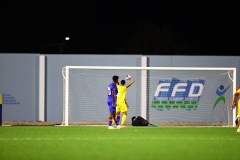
left=62, top=66, right=236, bottom=126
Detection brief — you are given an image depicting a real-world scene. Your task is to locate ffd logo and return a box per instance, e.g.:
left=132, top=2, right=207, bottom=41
left=152, top=78, right=205, bottom=110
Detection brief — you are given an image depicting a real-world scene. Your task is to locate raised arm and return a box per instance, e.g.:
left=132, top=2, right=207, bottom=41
left=126, top=80, right=135, bottom=88
left=231, top=91, right=240, bottom=110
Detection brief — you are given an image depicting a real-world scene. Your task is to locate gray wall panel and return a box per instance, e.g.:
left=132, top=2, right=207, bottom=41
left=0, top=54, right=39, bottom=121
left=45, top=54, right=142, bottom=122
left=1, top=54, right=240, bottom=122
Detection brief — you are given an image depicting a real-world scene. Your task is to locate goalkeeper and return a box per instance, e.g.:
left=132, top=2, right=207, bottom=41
left=131, top=116, right=160, bottom=127
left=116, top=79, right=135, bottom=128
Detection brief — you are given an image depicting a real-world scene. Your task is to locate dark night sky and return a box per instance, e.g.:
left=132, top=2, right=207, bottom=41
left=0, top=1, right=239, bottom=55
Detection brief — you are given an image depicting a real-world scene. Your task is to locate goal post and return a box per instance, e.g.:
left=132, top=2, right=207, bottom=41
left=62, top=66, right=236, bottom=126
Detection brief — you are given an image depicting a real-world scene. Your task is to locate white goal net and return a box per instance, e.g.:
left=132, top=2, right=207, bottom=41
left=62, top=66, right=236, bottom=126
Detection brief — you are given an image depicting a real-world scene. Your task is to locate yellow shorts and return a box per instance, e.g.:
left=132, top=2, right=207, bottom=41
left=116, top=102, right=127, bottom=113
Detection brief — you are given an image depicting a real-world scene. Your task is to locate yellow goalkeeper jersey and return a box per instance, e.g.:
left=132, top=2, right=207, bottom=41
left=117, top=85, right=127, bottom=103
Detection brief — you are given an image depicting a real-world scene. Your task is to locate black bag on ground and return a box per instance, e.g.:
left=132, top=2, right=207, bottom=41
left=131, top=116, right=150, bottom=126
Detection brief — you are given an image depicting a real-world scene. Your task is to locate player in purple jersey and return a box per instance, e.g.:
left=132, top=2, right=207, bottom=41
left=107, top=75, right=120, bottom=129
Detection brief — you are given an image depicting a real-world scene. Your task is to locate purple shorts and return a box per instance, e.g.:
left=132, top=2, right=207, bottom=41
left=107, top=101, right=116, bottom=112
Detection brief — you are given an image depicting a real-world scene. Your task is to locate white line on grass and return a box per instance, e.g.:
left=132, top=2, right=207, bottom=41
left=0, top=137, right=236, bottom=141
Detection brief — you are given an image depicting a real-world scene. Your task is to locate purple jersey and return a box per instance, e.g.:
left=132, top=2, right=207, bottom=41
left=107, top=82, right=117, bottom=111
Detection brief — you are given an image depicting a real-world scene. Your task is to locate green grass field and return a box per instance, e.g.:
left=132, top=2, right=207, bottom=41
left=0, top=126, right=239, bottom=160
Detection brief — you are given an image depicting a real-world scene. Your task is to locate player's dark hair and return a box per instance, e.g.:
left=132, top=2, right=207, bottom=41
left=112, top=75, right=119, bottom=82
left=121, top=80, right=126, bottom=85
left=131, top=116, right=136, bottom=121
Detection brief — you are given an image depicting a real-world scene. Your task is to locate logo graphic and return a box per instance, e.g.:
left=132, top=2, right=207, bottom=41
left=151, top=78, right=205, bottom=111
left=212, top=85, right=230, bottom=110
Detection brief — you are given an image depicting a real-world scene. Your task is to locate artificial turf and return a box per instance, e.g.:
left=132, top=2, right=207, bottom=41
left=0, top=126, right=239, bottom=160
